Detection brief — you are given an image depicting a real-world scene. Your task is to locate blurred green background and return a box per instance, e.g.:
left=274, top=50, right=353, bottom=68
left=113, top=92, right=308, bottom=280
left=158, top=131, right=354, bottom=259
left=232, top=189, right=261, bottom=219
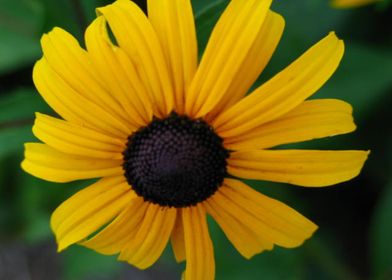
left=0, top=0, right=391, bottom=279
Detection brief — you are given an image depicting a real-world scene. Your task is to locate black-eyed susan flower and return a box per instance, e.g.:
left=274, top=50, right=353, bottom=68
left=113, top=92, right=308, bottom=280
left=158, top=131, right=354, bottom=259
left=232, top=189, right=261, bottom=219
left=331, top=0, right=381, bottom=8
left=22, top=0, right=369, bottom=279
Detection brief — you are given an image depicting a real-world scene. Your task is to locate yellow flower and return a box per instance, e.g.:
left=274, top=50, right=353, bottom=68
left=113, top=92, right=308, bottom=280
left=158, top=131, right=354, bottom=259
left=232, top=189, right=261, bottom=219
left=21, top=0, right=369, bottom=279
left=331, top=0, right=380, bottom=8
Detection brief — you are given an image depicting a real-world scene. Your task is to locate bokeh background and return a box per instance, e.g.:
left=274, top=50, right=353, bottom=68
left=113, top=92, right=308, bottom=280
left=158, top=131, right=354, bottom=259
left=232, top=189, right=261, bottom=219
left=0, top=0, right=391, bottom=279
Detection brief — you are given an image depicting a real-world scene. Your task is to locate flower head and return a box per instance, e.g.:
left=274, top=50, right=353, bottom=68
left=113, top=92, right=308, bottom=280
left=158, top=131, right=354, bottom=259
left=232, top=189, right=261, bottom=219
left=22, top=0, right=369, bottom=279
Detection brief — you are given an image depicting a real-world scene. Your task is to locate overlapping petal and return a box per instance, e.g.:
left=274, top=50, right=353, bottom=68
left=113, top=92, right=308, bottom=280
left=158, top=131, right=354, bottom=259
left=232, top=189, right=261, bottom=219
left=185, top=0, right=273, bottom=118
left=205, top=179, right=317, bottom=258
left=33, top=58, right=132, bottom=138
left=118, top=204, right=177, bottom=269
left=207, top=11, right=285, bottom=119
left=224, top=99, right=356, bottom=150
left=50, top=176, right=134, bottom=251
left=182, top=205, right=215, bottom=280
left=98, top=0, right=174, bottom=117
left=213, top=32, right=345, bottom=138
left=147, top=0, right=197, bottom=114
left=22, top=143, right=123, bottom=183
left=85, top=16, right=153, bottom=126
left=81, top=197, right=148, bottom=255
left=33, top=113, right=124, bottom=159
left=171, top=210, right=186, bottom=263
left=40, top=27, right=131, bottom=125
left=228, top=150, right=370, bottom=187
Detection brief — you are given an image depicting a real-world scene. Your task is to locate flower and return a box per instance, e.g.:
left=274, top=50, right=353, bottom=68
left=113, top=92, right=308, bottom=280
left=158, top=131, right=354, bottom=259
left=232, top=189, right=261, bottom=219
left=331, top=0, right=381, bottom=8
left=22, top=0, right=369, bottom=279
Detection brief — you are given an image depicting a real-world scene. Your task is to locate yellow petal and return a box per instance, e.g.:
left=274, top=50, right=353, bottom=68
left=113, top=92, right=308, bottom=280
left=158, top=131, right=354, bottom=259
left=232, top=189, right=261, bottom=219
left=182, top=205, right=215, bottom=280
left=228, top=149, right=370, bottom=187
left=50, top=176, right=134, bottom=251
left=98, top=0, right=174, bottom=117
left=207, top=11, right=285, bottom=120
left=225, top=99, right=356, bottom=150
left=21, top=143, right=123, bottom=183
left=81, top=197, right=148, bottom=255
left=33, top=113, right=124, bottom=159
left=185, top=0, right=272, bottom=118
left=214, top=32, right=345, bottom=138
left=205, top=179, right=317, bottom=258
left=171, top=209, right=186, bottom=263
left=331, top=0, right=379, bottom=8
left=33, top=58, right=132, bottom=138
left=85, top=16, right=153, bottom=126
left=204, top=197, right=273, bottom=259
left=147, top=0, right=197, bottom=114
left=118, top=204, right=177, bottom=269
left=40, top=27, right=130, bottom=124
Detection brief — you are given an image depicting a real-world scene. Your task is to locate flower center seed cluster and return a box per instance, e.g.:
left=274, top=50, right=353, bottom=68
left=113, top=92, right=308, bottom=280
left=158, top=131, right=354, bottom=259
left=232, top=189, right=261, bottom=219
left=123, top=112, right=229, bottom=207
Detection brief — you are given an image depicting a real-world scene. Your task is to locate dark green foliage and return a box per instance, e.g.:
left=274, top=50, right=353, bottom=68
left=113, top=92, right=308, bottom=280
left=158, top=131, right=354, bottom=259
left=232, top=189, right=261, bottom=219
left=0, top=0, right=391, bottom=279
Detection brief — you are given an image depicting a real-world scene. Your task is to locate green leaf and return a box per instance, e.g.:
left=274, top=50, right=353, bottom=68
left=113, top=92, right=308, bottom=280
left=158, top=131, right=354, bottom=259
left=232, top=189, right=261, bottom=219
left=316, top=43, right=392, bottom=122
left=208, top=216, right=307, bottom=280
left=192, top=0, right=226, bottom=14
left=0, top=88, right=50, bottom=122
left=194, top=0, right=228, bottom=56
left=39, top=0, right=82, bottom=39
left=0, top=0, right=44, bottom=74
left=80, top=0, right=108, bottom=23
left=0, top=126, right=34, bottom=158
left=0, top=88, right=51, bottom=158
left=62, top=246, right=121, bottom=280
left=371, top=180, right=392, bottom=279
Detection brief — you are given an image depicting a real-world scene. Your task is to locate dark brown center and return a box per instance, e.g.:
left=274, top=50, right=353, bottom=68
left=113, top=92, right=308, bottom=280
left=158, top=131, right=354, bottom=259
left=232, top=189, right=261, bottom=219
left=123, top=112, right=229, bottom=207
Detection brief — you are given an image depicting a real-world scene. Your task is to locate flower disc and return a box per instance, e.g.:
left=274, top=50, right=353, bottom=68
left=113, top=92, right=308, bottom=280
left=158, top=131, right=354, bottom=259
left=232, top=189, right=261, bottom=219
left=123, top=112, right=229, bottom=207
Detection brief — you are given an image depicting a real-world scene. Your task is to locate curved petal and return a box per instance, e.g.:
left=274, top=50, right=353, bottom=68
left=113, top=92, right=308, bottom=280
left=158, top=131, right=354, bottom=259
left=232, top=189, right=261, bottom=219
left=33, top=58, right=132, bottom=138
left=40, top=27, right=130, bottom=124
left=205, top=179, right=317, bottom=258
left=213, top=32, right=345, bottom=138
left=22, top=143, right=123, bottom=183
left=33, top=113, right=125, bottom=159
left=50, top=176, right=134, bottom=251
left=171, top=210, right=186, bottom=263
left=225, top=99, right=356, bottom=150
left=118, top=204, right=177, bottom=269
left=98, top=0, right=174, bottom=117
left=207, top=11, right=285, bottom=120
left=85, top=16, right=153, bottom=126
left=182, top=205, right=215, bottom=280
left=204, top=197, right=273, bottom=259
left=228, top=149, right=370, bottom=187
left=147, top=0, right=197, bottom=114
left=81, top=196, right=148, bottom=255
left=185, top=0, right=273, bottom=118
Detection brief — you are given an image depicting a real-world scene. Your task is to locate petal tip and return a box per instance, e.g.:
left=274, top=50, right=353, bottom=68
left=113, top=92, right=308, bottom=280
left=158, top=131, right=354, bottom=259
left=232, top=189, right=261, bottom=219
left=20, top=159, right=28, bottom=172
left=57, top=242, right=68, bottom=253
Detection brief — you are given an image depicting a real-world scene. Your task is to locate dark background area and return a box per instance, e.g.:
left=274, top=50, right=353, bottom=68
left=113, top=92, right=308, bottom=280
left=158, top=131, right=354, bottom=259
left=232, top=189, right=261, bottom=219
left=0, top=0, right=391, bottom=279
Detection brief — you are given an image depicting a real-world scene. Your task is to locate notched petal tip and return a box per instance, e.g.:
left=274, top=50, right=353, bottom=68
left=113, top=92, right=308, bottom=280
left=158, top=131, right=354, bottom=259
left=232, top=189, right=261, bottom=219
left=327, top=31, right=343, bottom=41
left=40, top=27, right=74, bottom=48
